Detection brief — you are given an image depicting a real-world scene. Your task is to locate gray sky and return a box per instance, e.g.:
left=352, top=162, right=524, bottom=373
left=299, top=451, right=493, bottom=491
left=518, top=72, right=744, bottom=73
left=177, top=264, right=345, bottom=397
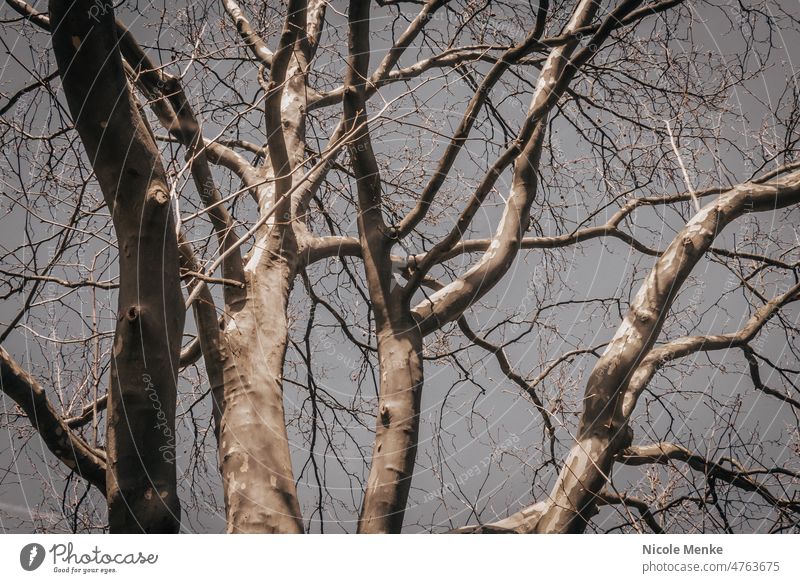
left=1, top=0, right=799, bottom=533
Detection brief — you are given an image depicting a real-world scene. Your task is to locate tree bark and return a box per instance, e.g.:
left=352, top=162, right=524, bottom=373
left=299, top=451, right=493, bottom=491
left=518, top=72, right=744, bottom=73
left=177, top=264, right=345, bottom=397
left=340, top=0, right=427, bottom=533
left=217, top=232, right=304, bottom=533
left=213, top=0, right=308, bottom=533
left=358, top=320, right=424, bottom=533
left=49, top=0, right=184, bottom=532
left=532, top=171, right=800, bottom=533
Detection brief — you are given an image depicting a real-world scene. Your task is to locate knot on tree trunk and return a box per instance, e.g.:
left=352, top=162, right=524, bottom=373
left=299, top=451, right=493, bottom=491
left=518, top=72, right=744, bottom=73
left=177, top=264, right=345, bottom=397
left=124, top=305, right=140, bottom=322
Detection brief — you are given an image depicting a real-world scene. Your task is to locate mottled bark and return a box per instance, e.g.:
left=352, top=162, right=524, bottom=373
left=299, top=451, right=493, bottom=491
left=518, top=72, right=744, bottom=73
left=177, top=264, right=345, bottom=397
left=113, top=8, right=299, bottom=532
left=358, top=322, right=424, bottom=533
left=212, top=0, right=308, bottom=533
left=211, top=119, right=359, bottom=532
left=217, top=238, right=304, bottom=533
left=49, top=0, right=184, bottom=532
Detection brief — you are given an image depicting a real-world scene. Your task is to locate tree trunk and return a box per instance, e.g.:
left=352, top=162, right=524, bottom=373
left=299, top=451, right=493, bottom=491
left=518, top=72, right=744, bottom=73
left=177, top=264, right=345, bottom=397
left=49, top=0, right=184, bottom=533
left=217, top=232, right=304, bottom=533
left=340, top=0, right=428, bottom=533
left=358, top=319, right=424, bottom=533
left=211, top=0, right=310, bottom=533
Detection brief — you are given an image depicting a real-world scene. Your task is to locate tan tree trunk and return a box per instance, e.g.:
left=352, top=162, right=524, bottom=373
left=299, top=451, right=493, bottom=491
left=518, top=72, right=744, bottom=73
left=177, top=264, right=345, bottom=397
left=358, top=321, right=424, bottom=533
left=49, top=0, right=184, bottom=532
left=217, top=233, right=304, bottom=533
left=213, top=0, right=310, bottom=532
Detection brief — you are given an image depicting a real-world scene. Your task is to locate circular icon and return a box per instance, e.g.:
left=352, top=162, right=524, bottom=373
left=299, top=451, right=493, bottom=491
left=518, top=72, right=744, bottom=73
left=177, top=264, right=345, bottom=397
left=19, top=543, right=45, bottom=571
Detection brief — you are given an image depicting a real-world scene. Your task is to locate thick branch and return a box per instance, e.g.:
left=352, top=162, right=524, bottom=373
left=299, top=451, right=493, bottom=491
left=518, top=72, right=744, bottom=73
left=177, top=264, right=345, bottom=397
left=397, top=0, right=549, bottom=237
left=618, top=443, right=800, bottom=511
left=410, top=0, right=630, bottom=333
left=221, top=0, right=274, bottom=67
left=532, top=169, right=800, bottom=534
left=344, top=0, right=426, bottom=535
left=263, top=0, right=305, bottom=225
left=1, top=347, right=106, bottom=493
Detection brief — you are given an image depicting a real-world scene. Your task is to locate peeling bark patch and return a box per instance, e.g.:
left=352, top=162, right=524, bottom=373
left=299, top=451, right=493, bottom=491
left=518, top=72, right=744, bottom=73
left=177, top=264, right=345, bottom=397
left=112, top=333, right=124, bottom=357
left=244, top=237, right=267, bottom=272
left=427, top=279, right=465, bottom=305
left=151, top=187, right=169, bottom=205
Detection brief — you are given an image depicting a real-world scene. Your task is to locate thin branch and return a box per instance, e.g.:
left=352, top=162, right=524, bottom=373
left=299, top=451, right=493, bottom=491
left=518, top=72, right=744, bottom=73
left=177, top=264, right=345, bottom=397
left=0, top=347, right=106, bottom=493
left=618, top=442, right=800, bottom=511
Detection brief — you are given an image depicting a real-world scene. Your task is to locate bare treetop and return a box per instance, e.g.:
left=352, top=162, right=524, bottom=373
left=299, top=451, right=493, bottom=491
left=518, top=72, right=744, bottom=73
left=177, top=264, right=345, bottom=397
left=1, top=0, right=798, bottom=534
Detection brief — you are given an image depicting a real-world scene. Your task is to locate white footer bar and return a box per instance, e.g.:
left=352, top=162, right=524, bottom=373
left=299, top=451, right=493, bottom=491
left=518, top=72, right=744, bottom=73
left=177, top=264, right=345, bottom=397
left=1, top=534, right=798, bottom=582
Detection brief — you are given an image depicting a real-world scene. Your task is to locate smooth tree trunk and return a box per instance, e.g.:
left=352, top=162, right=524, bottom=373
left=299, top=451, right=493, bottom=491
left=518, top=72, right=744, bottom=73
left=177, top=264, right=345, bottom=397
left=106, top=22, right=302, bottom=532
left=49, top=0, right=184, bottom=532
left=340, top=0, right=427, bottom=533
left=358, top=320, right=424, bottom=533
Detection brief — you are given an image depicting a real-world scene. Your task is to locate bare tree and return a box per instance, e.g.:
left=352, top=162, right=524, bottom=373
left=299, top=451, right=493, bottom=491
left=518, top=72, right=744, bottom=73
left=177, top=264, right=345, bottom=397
left=1, top=0, right=798, bottom=534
